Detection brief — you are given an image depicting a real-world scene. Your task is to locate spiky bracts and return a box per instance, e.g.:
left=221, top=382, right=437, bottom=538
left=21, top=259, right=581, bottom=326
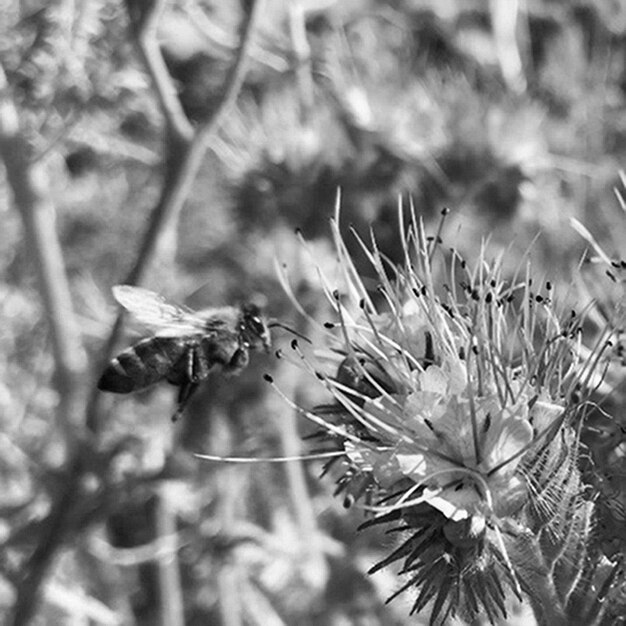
left=280, top=206, right=625, bottom=625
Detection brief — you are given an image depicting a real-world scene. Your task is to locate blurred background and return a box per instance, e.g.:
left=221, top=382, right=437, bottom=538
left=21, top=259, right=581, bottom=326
left=0, top=0, right=625, bottom=624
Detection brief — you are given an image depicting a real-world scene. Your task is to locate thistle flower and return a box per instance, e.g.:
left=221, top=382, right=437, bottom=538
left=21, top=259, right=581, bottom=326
left=278, top=203, right=625, bottom=625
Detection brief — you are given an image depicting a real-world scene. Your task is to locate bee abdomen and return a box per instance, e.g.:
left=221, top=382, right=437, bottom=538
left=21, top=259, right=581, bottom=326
left=98, top=357, right=137, bottom=393
left=98, top=338, right=187, bottom=393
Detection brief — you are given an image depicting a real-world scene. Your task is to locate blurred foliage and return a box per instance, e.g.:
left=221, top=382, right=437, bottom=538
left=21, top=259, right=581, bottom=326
left=0, top=0, right=625, bottom=624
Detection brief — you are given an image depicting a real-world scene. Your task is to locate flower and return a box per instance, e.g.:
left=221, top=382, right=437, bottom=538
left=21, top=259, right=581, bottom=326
left=282, top=207, right=604, bottom=623
left=316, top=238, right=570, bottom=527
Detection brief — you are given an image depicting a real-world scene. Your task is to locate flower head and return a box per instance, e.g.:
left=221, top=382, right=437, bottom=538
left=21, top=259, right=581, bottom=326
left=282, top=205, right=600, bottom=623
left=315, top=213, right=573, bottom=517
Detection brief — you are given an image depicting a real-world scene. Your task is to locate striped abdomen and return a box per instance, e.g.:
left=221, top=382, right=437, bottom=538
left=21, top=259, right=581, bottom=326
left=98, top=337, right=190, bottom=393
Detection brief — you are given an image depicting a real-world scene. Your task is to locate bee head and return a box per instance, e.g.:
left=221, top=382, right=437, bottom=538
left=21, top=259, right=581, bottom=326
left=240, top=304, right=271, bottom=352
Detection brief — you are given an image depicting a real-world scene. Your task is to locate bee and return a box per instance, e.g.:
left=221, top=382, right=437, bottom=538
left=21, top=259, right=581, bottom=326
left=97, top=285, right=271, bottom=420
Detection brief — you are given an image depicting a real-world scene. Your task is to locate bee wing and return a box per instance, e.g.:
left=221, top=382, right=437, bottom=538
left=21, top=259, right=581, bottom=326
left=112, top=285, right=207, bottom=335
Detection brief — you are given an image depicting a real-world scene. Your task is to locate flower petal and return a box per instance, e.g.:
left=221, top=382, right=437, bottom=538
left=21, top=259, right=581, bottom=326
left=531, top=399, right=564, bottom=432
left=424, top=485, right=479, bottom=521
left=421, top=365, right=448, bottom=394
left=481, top=414, right=533, bottom=475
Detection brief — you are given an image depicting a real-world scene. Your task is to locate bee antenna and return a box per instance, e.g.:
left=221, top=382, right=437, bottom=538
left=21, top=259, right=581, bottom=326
left=268, top=321, right=312, bottom=344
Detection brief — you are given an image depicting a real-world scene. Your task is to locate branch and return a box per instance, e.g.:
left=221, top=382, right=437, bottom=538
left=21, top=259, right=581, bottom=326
left=128, top=0, right=194, bottom=143
left=0, top=67, right=87, bottom=430
left=0, top=65, right=90, bottom=626
left=121, top=0, right=262, bottom=286
left=8, top=456, right=85, bottom=626
left=127, top=0, right=263, bottom=145
left=195, top=0, right=263, bottom=143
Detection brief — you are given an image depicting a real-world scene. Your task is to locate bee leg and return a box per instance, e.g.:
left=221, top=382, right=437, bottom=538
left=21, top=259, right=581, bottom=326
left=185, top=346, right=196, bottom=381
left=172, top=382, right=199, bottom=422
left=227, top=346, right=250, bottom=374
left=191, top=344, right=211, bottom=382
left=172, top=344, right=207, bottom=422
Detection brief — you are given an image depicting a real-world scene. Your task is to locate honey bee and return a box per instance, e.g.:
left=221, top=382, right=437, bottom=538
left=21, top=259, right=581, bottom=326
left=97, top=285, right=271, bottom=420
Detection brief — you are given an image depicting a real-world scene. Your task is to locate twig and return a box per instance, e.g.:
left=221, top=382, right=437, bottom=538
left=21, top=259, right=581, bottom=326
left=129, top=0, right=194, bottom=143
left=215, top=457, right=244, bottom=626
left=288, top=1, right=315, bottom=123
left=490, top=0, right=526, bottom=93
left=155, top=485, right=184, bottom=626
left=217, top=565, right=244, bottom=626
left=195, top=0, right=264, bottom=144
